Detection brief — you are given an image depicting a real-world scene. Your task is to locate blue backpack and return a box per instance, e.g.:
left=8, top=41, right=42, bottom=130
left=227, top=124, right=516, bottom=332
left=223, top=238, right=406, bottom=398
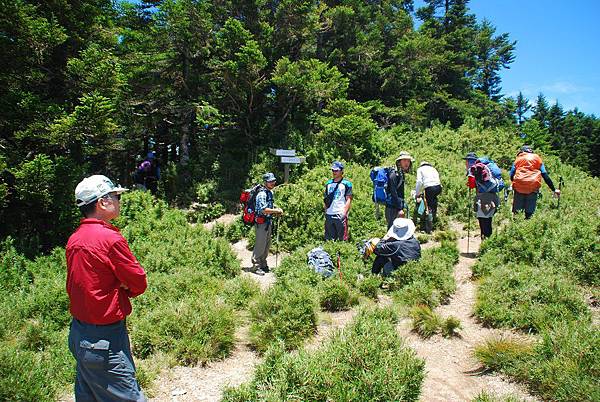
left=370, top=167, right=390, bottom=204
left=477, top=157, right=505, bottom=192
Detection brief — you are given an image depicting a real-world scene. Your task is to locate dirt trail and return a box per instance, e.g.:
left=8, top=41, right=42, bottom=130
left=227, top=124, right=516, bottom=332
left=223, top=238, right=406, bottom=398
left=150, top=231, right=287, bottom=401
left=397, top=223, right=538, bottom=402
left=202, top=213, right=238, bottom=230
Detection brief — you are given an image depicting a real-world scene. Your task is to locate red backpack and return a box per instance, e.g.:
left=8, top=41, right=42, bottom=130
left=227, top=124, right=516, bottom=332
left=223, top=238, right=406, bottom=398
left=240, top=184, right=266, bottom=225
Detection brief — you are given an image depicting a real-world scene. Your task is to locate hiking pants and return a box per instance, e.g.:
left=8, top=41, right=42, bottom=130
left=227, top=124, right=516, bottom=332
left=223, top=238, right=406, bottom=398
left=478, top=217, right=493, bottom=239
left=252, top=222, right=272, bottom=269
left=325, top=213, right=348, bottom=241
left=68, top=319, right=146, bottom=402
left=512, top=191, right=538, bottom=219
left=385, top=205, right=403, bottom=229
left=372, top=256, right=399, bottom=277
left=422, top=185, right=442, bottom=233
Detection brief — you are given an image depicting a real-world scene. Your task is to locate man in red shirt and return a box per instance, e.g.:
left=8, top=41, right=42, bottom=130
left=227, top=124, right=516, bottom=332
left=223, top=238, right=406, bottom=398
left=67, top=175, right=147, bottom=401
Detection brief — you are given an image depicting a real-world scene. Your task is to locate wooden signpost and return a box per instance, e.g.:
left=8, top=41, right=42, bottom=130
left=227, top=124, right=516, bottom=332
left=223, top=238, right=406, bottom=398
left=270, top=148, right=305, bottom=183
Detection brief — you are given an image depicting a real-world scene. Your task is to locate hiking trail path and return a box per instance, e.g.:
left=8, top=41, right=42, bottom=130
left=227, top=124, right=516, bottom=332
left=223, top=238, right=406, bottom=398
left=61, top=214, right=538, bottom=402
left=394, top=222, right=538, bottom=401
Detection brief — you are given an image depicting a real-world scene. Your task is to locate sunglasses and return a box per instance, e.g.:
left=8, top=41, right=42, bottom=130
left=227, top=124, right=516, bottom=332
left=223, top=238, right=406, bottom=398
left=102, top=193, right=121, bottom=202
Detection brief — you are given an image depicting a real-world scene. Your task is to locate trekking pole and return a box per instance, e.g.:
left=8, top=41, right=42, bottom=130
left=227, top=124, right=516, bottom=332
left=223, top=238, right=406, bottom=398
left=337, top=251, right=342, bottom=281
left=557, top=176, right=564, bottom=211
left=275, top=216, right=280, bottom=269
left=467, top=187, right=472, bottom=254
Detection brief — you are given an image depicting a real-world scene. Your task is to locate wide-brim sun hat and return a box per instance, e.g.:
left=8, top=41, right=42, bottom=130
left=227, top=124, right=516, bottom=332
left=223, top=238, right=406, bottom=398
left=386, top=218, right=416, bottom=241
left=395, top=151, right=415, bottom=163
left=75, top=175, right=128, bottom=207
left=462, top=152, right=478, bottom=161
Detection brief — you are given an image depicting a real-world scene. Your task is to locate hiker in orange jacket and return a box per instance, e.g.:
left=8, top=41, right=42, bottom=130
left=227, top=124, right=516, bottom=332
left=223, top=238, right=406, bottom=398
left=509, top=145, right=560, bottom=219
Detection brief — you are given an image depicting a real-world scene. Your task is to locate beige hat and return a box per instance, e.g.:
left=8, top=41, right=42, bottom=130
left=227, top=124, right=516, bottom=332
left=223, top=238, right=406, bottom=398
left=395, top=151, right=415, bottom=163
left=385, top=218, right=416, bottom=241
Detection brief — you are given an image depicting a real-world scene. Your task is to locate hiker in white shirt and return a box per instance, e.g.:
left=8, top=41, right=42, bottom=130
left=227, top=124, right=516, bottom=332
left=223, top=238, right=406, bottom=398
left=414, top=161, right=442, bottom=233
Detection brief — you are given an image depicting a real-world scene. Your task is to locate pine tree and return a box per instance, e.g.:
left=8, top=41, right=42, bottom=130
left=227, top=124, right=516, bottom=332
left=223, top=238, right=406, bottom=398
left=515, top=92, right=531, bottom=125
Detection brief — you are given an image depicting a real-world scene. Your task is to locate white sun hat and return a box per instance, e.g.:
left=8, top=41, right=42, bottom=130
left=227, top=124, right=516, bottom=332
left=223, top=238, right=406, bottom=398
left=385, top=218, right=416, bottom=241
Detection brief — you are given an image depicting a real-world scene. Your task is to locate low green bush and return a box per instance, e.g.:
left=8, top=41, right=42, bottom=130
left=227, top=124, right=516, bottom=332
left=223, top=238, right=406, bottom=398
left=410, top=305, right=442, bottom=338
left=476, top=321, right=600, bottom=402
left=249, top=281, right=318, bottom=353
left=318, top=279, right=359, bottom=311
left=223, top=307, right=425, bottom=402
left=390, top=240, right=458, bottom=308
left=221, top=275, right=261, bottom=309
left=475, top=263, right=590, bottom=332
left=472, top=391, right=525, bottom=402
left=357, top=275, right=381, bottom=299
left=441, top=316, right=462, bottom=338
left=130, top=296, right=236, bottom=365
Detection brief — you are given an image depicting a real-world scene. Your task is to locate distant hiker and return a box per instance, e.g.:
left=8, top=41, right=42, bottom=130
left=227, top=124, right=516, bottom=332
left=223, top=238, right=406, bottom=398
left=414, top=161, right=442, bottom=233
left=67, top=175, right=147, bottom=401
left=252, top=172, right=283, bottom=275
left=133, top=152, right=161, bottom=194
left=324, top=161, right=353, bottom=241
left=470, top=161, right=501, bottom=239
left=510, top=145, right=560, bottom=219
left=370, top=218, right=421, bottom=277
left=385, top=151, right=414, bottom=229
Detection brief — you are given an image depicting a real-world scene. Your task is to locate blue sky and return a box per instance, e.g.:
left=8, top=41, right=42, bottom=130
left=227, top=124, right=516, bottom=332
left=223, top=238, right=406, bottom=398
left=415, top=0, right=600, bottom=116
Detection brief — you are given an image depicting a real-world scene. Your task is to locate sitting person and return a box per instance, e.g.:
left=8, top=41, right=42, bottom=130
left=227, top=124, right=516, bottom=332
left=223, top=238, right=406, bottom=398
left=371, top=217, right=421, bottom=277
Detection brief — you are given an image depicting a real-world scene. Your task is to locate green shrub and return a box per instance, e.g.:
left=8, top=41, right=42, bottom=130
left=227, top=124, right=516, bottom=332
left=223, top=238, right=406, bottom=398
left=0, top=329, right=72, bottom=402
left=357, top=275, right=381, bottom=299
left=410, top=305, right=442, bottom=338
left=249, top=282, right=318, bottom=353
left=474, top=337, right=533, bottom=372
left=186, top=202, right=226, bottom=224
left=390, top=240, right=458, bottom=308
left=318, top=279, right=359, bottom=311
left=223, top=307, right=425, bottom=401
left=221, top=276, right=261, bottom=309
left=441, top=316, right=462, bottom=338
left=130, top=296, right=236, bottom=365
left=476, top=322, right=600, bottom=402
left=475, top=263, right=590, bottom=332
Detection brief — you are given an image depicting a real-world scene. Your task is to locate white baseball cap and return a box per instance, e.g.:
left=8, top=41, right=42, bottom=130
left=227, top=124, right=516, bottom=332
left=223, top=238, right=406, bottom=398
left=75, top=175, right=128, bottom=206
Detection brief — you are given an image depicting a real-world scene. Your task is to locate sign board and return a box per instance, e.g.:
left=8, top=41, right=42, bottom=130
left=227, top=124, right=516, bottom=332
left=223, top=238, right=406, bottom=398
left=270, top=148, right=296, bottom=157
left=280, top=156, right=305, bottom=164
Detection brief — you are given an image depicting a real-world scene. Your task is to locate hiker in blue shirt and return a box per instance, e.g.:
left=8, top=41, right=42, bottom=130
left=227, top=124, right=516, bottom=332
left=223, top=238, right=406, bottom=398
left=324, top=161, right=353, bottom=241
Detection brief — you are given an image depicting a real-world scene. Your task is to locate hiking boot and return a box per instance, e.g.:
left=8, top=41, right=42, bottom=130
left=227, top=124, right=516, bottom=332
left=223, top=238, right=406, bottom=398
left=261, top=266, right=270, bottom=273
left=254, top=268, right=266, bottom=276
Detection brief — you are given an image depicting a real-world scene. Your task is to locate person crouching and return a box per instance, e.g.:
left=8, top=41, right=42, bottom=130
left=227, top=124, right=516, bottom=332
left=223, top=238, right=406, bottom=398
left=371, top=217, right=421, bottom=277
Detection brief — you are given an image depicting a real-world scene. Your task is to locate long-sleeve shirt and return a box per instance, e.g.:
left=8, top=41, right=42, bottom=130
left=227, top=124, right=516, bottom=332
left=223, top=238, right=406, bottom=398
left=415, top=164, right=441, bottom=196
left=387, top=169, right=406, bottom=209
left=66, top=218, right=147, bottom=325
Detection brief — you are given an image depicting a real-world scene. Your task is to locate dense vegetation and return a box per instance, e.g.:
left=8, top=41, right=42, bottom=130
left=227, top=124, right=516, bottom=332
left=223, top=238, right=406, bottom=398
left=3, top=0, right=599, bottom=257
left=1, top=1, right=598, bottom=401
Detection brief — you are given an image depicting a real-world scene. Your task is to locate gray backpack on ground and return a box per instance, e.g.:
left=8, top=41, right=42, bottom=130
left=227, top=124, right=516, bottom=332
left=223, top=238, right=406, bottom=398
left=307, top=247, right=335, bottom=278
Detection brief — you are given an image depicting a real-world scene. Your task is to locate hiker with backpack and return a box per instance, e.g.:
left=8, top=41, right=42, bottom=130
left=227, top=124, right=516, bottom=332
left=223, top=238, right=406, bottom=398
left=324, top=161, right=353, bottom=241
left=414, top=161, right=442, bottom=234
left=470, top=160, right=501, bottom=239
left=132, top=152, right=161, bottom=194
left=369, top=217, right=421, bottom=277
left=510, top=145, right=560, bottom=219
left=383, top=152, right=414, bottom=229
left=251, top=173, right=283, bottom=275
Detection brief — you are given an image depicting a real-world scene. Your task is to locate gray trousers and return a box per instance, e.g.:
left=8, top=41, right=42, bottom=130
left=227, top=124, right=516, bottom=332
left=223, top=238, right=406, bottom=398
left=68, top=318, right=146, bottom=402
left=252, top=222, right=272, bottom=268
left=325, top=214, right=348, bottom=241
